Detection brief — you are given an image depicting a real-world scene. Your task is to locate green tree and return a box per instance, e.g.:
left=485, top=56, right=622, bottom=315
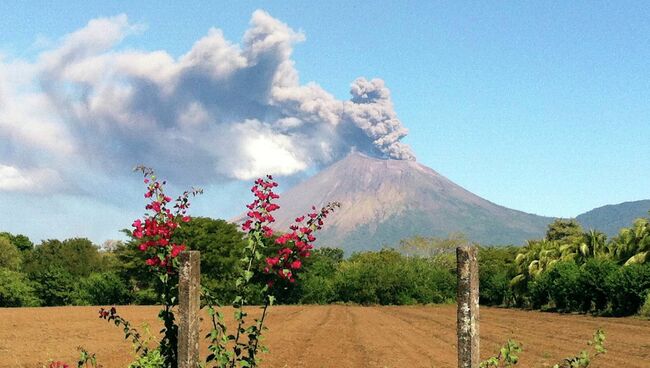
left=479, top=246, right=518, bottom=305
left=0, top=237, right=22, bottom=271
left=23, top=238, right=105, bottom=277
left=0, top=268, right=40, bottom=307
left=78, top=272, right=132, bottom=305
left=0, top=232, right=34, bottom=251
left=605, top=263, right=650, bottom=316
left=578, top=259, right=618, bottom=313
left=31, top=266, right=78, bottom=306
left=299, top=247, right=344, bottom=304
left=610, top=218, right=649, bottom=265
left=546, top=219, right=584, bottom=243
left=333, top=249, right=455, bottom=305
left=173, top=217, right=248, bottom=303
left=399, top=233, right=464, bottom=270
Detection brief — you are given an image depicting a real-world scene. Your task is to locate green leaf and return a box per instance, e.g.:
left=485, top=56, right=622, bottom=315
left=244, top=270, right=254, bottom=282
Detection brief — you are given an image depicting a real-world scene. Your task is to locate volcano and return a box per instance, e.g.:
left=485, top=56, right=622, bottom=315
left=266, top=153, right=553, bottom=253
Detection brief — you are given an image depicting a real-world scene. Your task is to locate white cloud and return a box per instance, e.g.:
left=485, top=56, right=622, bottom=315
left=0, top=10, right=414, bottom=194
left=0, top=164, right=63, bottom=192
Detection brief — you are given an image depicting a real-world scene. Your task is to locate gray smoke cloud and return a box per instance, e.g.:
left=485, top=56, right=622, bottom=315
left=0, top=11, right=415, bottom=193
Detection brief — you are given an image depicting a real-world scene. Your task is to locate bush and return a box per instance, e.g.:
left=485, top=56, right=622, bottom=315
left=479, top=246, right=518, bottom=306
left=300, top=275, right=336, bottom=304
left=298, top=248, right=343, bottom=304
left=605, top=263, right=650, bottom=316
left=527, top=272, right=551, bottom=309
left=78, top=272, right=132, bottom=305
left=639, top=292, right=650, bottom=318
left=133, top=288, right=159, bottom=305
left=409, top=258, right=456, bottom=304
left=129, top=350, right=165, bottom=368
left=528, top=261, right=584, bottom=312
left=0, top=268, right=40, bottom=307
left=332, top=249, right=455, bottom=305
left=578, top=259, right=618, bottom=313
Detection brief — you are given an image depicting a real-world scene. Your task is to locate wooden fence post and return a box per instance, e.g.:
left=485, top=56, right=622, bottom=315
left=179, top=251, right=201, bottom=368
left=457, top=245, right=480, bottom=368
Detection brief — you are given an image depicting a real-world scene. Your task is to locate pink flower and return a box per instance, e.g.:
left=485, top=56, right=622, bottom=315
left=151, top=201, right=161, bottom=212
left=290, top=259, right=302, bottom=269
left=171, top=244, right=185, bottom=258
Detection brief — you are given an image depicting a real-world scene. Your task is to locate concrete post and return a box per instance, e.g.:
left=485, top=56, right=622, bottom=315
left=457, top=245, right=480, bottom=368
left=178, top=251, right=201, bottom=368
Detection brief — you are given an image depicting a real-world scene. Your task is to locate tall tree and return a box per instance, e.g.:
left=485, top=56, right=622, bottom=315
left=545, top=219, right=584, bottom=243
left=0, top=237, right=21, bottom=271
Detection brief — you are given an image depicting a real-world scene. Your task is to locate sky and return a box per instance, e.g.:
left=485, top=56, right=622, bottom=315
left=1, top=1, right=649, bottom=244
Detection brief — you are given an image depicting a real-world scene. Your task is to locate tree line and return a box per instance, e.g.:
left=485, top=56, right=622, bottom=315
left=1, top=214, right=649, bottom=317
left=480, top=216, right=650, bottom=316
left=0, top=218, right=457, bottom=308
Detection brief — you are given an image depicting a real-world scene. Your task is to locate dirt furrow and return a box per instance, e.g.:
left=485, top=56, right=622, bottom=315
left=1, top=305, right=649, bottom=368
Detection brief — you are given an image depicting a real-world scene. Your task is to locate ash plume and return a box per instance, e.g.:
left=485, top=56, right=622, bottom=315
left=0, top=10, right=415, bottom=193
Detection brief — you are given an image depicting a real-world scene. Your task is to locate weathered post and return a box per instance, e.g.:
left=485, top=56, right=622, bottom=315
left=179, top=251, right=201, bottom=368
left=457, top=245, right=480, bottom=368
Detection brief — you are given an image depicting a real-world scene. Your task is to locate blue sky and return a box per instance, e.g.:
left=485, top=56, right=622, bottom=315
left=1, top=2, right=649, bottom=244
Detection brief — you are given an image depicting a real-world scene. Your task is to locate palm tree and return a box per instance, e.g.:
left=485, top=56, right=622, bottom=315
left=610, top=218, right=649, bottom=265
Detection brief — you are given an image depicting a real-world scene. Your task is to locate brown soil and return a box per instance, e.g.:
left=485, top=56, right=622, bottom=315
left=1, top=305, right=648, bottom=367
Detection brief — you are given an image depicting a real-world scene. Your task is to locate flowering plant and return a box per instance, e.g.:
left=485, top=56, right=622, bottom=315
left=100, top=167, right=201, bottom=367
left=44, top=347, right=100, bottom=368
left=205, top=175, right=339, bottom=367
left=92, top=170, right=337, bottom=368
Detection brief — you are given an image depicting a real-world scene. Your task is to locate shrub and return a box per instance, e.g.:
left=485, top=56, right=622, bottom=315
left=479, top=246, right=518, bottom=306
left=530, top=261, right=584, bottom=312
left=639, top=292, right=650, bottom=318
left=298, top=248, right=342, bottom=304
left=410, top=258, right=456, bottom=304
left=128, top=350, right=165, bottom=368
left=549, top=261, right=584, bottom=311
left=605, top=263, right=650, bottom=316
left=527, top=273, right=551, bottom=310
left=79, top=272, right=131, bottom=305
left=332, top=249, right=455, bottom=305
left=578, top=258, right=618, bottom=313
left=133, top=288, right=159, bottom=305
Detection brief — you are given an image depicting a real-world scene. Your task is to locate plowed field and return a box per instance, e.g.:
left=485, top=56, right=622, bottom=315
left=1, top=305, right=649, bottom=367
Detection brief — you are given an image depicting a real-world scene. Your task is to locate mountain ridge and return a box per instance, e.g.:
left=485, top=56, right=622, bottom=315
left=576, top=199, right=650, bottom=238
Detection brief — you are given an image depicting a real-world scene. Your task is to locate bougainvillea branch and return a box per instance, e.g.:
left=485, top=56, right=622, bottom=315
left=205, top=175, right=339, bottom=368
left=99, top=167, right=201, bottom=367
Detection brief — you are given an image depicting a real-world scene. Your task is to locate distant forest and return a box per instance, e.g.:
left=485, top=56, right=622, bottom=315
left=1, top=213, right=649, bottom=317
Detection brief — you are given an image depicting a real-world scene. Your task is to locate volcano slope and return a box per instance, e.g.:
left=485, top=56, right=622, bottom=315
left=267, top=152, right=553, bottom=253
